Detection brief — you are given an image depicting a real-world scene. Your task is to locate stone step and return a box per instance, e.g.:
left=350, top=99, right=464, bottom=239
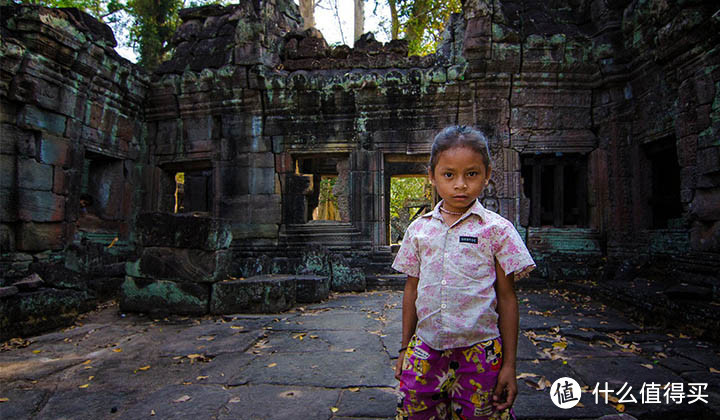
left=366, top=274, right=406, bottom=290
left=211, top=275, right=296, bottom=314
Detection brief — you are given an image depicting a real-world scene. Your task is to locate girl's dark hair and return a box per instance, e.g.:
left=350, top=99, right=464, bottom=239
left=428, top=125, right=491, bottom=174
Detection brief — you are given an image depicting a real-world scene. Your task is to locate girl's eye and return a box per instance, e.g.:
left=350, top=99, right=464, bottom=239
left=467, top=171, right=478, bottom=177
left=443, top=172, right=453, bottom=178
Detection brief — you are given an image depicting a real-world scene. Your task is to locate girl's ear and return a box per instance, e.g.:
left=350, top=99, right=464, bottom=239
left=427, top=167, right=435, bottom=184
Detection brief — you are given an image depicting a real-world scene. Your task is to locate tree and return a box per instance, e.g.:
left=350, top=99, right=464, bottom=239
left=353, top=0, right=363, bottom=41
left=299, top=0, right=315, bottom=30
left=127, top=0, right=183, bottom=69
left=375, top=0, right=461, bottom=55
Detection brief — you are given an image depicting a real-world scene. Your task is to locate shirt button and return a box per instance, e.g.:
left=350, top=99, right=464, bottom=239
left=441, top=304, right=446, bottom=309
left=441, top=280, right=447, bottom=285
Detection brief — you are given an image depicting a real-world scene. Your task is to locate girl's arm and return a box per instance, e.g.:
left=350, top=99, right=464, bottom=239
left=493, top=260, right=519, bottom=410
left=395, top=275, right=419, bottom=380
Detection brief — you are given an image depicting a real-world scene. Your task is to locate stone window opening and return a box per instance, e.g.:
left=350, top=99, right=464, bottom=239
left=77, top=150, right=125, bottom=231
left=288, top=154, right=349, bottom=224
left=521, top=153, right=588, bottom=228
left=643, top=138, right=682, bottom=229
left=159, top=161, right=213, bottom=215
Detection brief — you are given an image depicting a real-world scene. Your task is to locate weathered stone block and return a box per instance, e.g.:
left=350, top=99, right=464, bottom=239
left=0, top=288, right=96, bottom=341
left=210, top=275, right=296, bottom=314
left=12, top=273, right=44, bottom=291
left=120, top=276, right=210, bottom=315
left=17, top=158, right=53, bottom=191
left=0, top=286, right=19, bottom=298
left=330, top=255, right=366, bottom=292
left=134, top=247, right=230, bottom=283
left=0, top=155, right=17, bottom=188
left=136, top=213, right=232, bottom=250
left=295, top=275, right=330, bottom=303
left=18, top=105, right=66, bottom=136
left=230, top=223, right=279, bottom=239
left=0, top=223, right=15, bottom=250
left=18, top=189, right=65, bottom=222
left=16, top=222, right=65, bottom=251
left=28, top=261, right=89, bottom=290
left=38, top=134, right=71, bottom=167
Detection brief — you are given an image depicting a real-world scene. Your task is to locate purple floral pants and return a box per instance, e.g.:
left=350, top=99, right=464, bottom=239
left=397, top=335, right=516, bottom=420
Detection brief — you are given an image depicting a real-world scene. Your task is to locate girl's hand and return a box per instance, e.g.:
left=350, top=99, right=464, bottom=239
left=395, top=350, right=405, bottom=381
left=492, top=365, right=517, bottom=410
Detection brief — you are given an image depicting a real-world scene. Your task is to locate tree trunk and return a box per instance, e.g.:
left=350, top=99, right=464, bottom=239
left=300, top=0, right=315, bottom=30
left=354, top=0, right=364, bottom=41
left=388, top=0, right=399, bottom=39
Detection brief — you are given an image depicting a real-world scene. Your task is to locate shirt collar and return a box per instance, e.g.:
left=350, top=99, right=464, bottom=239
left=423, top=199, right=487, bottom=222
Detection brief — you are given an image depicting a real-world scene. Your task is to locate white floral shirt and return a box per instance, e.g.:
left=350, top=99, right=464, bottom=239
left=392, top=199, right=535, bottom=350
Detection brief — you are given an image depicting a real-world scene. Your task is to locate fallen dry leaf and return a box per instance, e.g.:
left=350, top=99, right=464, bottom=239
left=330, top=407, right=339, bottom=413
left=230, top=325, right=244, bottom=330
left=81, top=360, right=92, bottom=365
left=196, top=335, right=216, bottom=341
left=709, top=367, right=719, bottom=374
left=641, top=364, right=653, bottom=369
left=78, top=384, right=90, bottom=389
left=135, top=365, right=151, bottom=373
left=343, top=348, right=355, bottom=353
left=229, top=397, right=242, bottom=403
left=107, top=237, right=119, bottom=248
left=113, top=348, right=123, bottom=353
left=173, top=395, right=191, bottom=403
left=524, top=376, right=551, bottom=391
left=196, top=376, right=209, bottom=380
left=348, top=387, right=360, bottom=392
left=516, top=373, right=539, bottom=379
left=614, top=403, right=625, bottom=412
left=0, top=397, right=9, bottom=403
left=576, top=402, right=585, bottom=408
left=552, top=342, right=567, bottom=349
left=267, top=363, right=277, bottom=368
left=151, top=409, right=156, bottom=416
left=32, top=350, right=41, bottom=354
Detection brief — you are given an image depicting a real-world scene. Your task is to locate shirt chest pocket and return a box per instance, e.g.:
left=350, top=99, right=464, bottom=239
left=452, top=237, right=495, bottom=282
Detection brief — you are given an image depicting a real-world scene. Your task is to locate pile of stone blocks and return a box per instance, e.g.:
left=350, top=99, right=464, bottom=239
left=121, top=213, right=332, bottom=315
left=0, top=271, right=96, bottom=341
left=121, top=213, right=233, bottom=314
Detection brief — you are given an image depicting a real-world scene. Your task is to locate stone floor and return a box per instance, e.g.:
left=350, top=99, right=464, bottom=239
left=1, top=288, right=719, bottom=420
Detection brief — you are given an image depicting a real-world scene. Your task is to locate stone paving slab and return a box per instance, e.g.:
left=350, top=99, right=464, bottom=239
left=230, top=351, right=397, bottom=388
left=217, top=384, right=341, bottom=420
left=1, top=289, right=719, bottom=420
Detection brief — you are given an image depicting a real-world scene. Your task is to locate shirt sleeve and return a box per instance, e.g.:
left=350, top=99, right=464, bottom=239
left=392, top=224, right=421, bottom=277
left=494, top=221, right=536, bottom=280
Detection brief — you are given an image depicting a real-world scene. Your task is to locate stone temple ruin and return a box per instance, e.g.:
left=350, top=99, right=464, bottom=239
left=1, top=0, right=719, bottom=340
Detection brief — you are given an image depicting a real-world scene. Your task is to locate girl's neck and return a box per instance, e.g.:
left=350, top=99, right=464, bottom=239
left=439, top=200, right=472, bottom=226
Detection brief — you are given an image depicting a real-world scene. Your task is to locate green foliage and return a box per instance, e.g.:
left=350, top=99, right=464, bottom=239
left=390, top=176, right=430, bottom=219
left=318, top=176, right=337, bottom=207
left=127, top=0, right=182, bottom=69
left=377, top=0, right=462, bottom=56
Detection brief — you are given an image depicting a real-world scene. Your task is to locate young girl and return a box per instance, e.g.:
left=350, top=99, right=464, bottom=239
left=393, top=126, right=535, bottom=420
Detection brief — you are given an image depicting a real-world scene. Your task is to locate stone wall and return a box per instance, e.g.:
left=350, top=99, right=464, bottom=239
left=0, top=1, right=719, bottom=335
left=0, top=5, right=149, bottom=337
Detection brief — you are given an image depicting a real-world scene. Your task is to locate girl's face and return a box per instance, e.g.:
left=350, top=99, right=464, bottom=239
left=429, top=146, right=491, bottom=213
